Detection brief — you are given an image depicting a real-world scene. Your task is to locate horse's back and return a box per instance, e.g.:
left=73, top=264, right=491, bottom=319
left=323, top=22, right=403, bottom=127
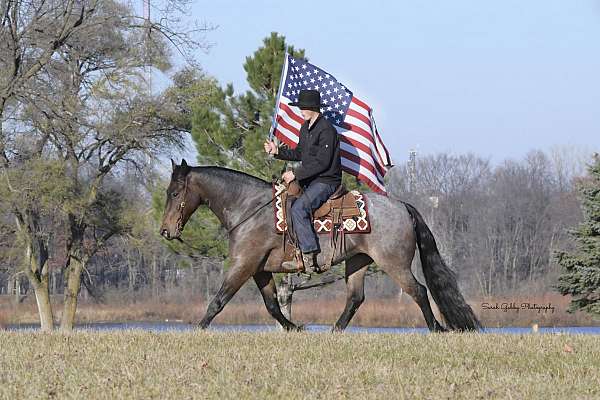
left=362, top=193, right=417, bottom=255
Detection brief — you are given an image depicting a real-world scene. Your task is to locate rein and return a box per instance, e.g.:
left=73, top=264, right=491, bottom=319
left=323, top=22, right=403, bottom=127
left=176, top=174, right=276, bottom=237
left=227, top=197, right=275, bottom=234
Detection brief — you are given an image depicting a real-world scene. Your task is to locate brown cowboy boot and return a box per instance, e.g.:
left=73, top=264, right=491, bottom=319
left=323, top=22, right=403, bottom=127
left=281, top=251, right=319, bottom=274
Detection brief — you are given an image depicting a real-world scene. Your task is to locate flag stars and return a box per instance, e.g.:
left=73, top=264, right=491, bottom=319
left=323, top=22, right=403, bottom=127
left=301, top=64, right=307, bottom=69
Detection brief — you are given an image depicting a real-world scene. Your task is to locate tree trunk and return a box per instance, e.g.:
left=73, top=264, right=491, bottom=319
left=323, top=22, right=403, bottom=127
left=24, top=268, right=54, bottom=331
left=22, top=237, right=54, bottom=331
left=60, top=257, right=84, bottom=332
left=151, top=254, right=158, bottom=298
left=31, top=276, right=54, bottom=331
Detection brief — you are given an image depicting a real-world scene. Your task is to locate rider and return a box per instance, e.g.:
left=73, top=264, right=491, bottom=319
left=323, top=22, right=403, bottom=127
left=264, top=89, right=342, bottom=273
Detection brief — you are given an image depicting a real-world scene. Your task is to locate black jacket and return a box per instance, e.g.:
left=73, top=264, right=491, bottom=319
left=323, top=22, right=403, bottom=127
left=275, top=114, right=342, bottom=187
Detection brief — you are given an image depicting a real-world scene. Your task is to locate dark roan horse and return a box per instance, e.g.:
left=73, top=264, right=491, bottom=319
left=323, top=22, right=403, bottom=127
left=160, top=160, right=481, bottom=332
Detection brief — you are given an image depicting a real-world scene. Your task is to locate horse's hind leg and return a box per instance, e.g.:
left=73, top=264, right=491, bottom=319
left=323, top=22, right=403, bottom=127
left=379, top=260, right=446, bottom=332
left=253, top=271, right=299, bottom=331
left=333, top=254, right=372, bottom=332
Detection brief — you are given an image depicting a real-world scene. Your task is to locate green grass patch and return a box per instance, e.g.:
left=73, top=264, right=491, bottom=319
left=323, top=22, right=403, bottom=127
left=0, top=331, right=598, bottom=399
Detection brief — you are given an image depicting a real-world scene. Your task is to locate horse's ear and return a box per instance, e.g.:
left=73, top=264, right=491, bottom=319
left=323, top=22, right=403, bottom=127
left=171, top=158, right=176, bottom=170
left=181, top=159, right=188, bottom=168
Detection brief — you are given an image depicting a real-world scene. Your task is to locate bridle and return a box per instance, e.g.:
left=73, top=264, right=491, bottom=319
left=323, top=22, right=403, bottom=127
left=174, top=175, right=190, bottom=236
left=173, top=174, right=276, bottom=238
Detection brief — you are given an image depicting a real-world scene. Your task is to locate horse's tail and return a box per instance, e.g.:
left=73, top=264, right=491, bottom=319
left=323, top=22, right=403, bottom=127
left=403, top=202, right=481, bottom=331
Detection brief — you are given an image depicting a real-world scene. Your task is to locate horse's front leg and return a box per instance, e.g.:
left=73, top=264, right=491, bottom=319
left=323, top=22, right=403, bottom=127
left=198, top=259, right=255, bottom=329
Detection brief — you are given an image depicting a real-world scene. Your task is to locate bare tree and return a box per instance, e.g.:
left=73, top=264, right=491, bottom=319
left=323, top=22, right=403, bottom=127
left=0, top=0, right=208, bottom=330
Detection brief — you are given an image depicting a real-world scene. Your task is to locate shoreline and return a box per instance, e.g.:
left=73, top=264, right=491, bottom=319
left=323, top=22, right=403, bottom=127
left=2, top=293, right=597, bottom=329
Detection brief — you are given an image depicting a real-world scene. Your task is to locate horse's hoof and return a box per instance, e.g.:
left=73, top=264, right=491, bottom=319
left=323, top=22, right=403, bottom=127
left=197, top=322, right=209, bottom=330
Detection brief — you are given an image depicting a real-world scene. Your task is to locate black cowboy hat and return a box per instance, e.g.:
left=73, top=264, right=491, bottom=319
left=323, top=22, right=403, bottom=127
left=289, top=89, right=326, bottom=109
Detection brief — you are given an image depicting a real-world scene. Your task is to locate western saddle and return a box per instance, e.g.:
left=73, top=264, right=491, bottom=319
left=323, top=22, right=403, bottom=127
left=281, top=180, right=361, bottom=272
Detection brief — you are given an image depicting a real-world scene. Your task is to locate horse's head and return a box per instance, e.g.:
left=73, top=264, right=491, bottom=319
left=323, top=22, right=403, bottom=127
left=160, top=158, right=196, bottom=240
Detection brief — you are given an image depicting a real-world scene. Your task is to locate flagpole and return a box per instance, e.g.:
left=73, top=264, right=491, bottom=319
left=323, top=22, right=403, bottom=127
left=269, top=51, right=289, bottom=141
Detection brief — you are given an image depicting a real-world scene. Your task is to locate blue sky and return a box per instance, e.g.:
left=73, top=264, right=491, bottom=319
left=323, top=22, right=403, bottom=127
left=164, top=0, right=600, bottom=164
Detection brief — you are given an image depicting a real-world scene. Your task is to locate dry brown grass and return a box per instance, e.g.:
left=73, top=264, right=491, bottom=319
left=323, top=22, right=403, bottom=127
left=1, top=292, right=595, bottom=328
left=0, top=331, right=599, bottom=399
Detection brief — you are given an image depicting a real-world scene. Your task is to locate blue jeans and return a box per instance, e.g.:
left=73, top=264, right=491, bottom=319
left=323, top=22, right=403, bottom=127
left=290, top=181, right=338, bottom=253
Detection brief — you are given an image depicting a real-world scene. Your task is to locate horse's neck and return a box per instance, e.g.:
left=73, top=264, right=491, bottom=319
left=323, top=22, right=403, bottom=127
left=189, top=168, right=269, bottom=230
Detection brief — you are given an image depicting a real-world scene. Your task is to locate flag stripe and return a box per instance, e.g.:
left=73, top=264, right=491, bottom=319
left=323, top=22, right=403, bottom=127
left=274, top=128, right=297, bottom=148
left=279, top=102, right=304, bottom=125
left=275, top=123, right=299, bottom=144
left=341, top=161, right=386, bottom=193
left=340, top=140, right=385, bottom=180
left=340, top=149, right=382, bottom=182
left=351, top=96, right=371, bottom=112
left=348, top=98, right=391, bottom=166
left=340, top=124, right=388, bottom=174
left=277, top=106, right=303, bottom=130
left=276, top=115, right=300, bottom=135
left=346, top=108, right=371, bottom=127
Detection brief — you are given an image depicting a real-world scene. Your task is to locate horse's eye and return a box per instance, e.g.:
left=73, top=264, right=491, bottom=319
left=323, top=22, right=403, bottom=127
left=171, top=192, right=179, bottom=198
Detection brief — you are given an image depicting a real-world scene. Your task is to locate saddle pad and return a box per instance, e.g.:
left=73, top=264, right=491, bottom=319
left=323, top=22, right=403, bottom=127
left=273, top=183, right=371, bottom=234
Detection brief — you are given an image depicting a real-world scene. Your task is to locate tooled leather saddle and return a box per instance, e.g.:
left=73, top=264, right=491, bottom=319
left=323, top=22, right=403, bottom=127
left=278, top=180, right=362, bottom=272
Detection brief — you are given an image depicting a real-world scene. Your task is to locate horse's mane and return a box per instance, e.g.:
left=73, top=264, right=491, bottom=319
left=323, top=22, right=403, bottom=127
left=191, top=166, right=271, bottom=189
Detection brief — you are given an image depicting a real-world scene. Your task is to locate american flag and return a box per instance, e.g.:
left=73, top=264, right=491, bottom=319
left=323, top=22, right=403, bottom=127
left=270, top=55, right=393, bottom=194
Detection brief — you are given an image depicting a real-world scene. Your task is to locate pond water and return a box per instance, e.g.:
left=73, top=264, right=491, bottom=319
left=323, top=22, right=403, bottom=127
left=7, top=322, right=600, bottom=335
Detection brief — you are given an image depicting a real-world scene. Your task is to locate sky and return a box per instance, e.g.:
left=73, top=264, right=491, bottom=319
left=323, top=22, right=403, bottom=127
left=159, top=0, right=600, bottom=165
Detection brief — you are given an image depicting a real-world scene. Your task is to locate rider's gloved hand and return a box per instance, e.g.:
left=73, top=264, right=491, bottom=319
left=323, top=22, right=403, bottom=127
left=263, top=141, right=278, bottom=155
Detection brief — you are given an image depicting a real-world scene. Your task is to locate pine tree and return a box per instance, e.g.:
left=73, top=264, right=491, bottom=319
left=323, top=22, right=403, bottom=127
left=556, top=155, right=600, bottom=316
left=191, top=32, right=305, bottom=180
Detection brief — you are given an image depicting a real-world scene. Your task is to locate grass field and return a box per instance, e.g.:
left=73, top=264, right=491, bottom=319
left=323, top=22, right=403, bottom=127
left=0, top=331, right=599, bottom=399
